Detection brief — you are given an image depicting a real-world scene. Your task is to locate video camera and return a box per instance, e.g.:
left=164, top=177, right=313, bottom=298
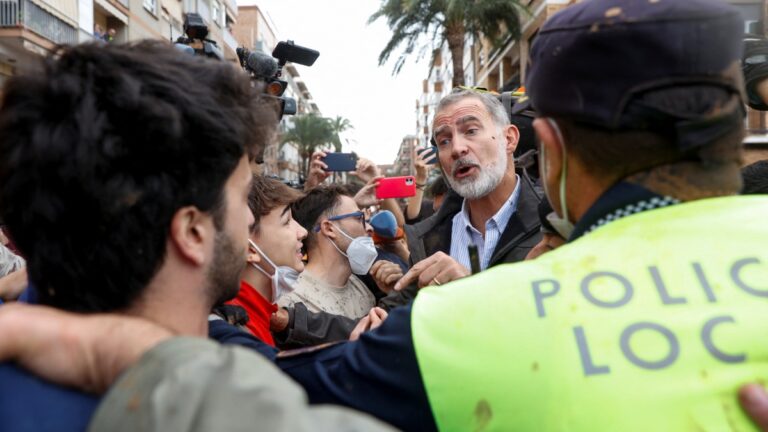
left=174, top=13, right=223, bottom=60
left=236, top=40, right=319, bottom=118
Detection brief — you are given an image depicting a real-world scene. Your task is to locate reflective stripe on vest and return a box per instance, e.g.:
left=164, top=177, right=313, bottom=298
left=412, top=196, right=768, bottom=431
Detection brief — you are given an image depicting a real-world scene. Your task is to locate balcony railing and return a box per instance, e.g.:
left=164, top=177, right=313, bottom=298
left=0, top=0, right=77, bottom=45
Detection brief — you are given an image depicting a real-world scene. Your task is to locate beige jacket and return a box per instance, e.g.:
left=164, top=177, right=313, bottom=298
left=88, top=338, right=394, bottom=432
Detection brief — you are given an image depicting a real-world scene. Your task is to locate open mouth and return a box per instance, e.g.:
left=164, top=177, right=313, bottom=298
left=453, top=164, right=478, bottom=179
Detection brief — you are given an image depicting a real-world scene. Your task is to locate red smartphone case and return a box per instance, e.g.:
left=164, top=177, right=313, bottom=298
left=376, top=176, right=417, bottom=199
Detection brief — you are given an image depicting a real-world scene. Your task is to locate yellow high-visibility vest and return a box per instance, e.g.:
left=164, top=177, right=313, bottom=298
left=412, top=196, right=768, bottom=431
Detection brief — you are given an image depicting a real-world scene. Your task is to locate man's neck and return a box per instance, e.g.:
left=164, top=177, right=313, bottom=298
left=241, top=265, right=273, bottom=302
left=625, top=160, right=741, bottom=202
left=466, top=171, right=517, bottom=236
left=124, top=265, right=212, bottom=337
left=304, top=246, right=352, bottom=287
left=124, top=291, right=211, bottom=337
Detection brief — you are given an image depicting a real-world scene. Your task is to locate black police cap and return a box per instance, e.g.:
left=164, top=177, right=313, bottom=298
left=523, top=0, right=745, bottom=150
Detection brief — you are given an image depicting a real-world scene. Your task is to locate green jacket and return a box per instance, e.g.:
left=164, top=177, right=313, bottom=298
left=411, top=195, right=768, bottom=431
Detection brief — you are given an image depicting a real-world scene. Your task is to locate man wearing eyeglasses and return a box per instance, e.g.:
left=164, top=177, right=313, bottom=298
left=277, top=185, right=378, bottom=321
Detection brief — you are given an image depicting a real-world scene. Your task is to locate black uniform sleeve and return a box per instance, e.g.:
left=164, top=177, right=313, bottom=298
left=276, top=304, right=437, bottom=432
left=376, top=281, right=418, bottom=311
left=273, top=302, right=358, bottom=349
left=207, top=319, right=278, bottom=361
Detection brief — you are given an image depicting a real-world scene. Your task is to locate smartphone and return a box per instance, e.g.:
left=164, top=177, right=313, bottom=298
left=321, top=152, right=358, bottom=172
left=417, top=146, right=438, bottom=165
left=376, top=176, right=417, bottom=199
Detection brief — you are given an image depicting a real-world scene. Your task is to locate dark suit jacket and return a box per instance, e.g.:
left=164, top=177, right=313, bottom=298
left=380, top=174, right=544, bottom=309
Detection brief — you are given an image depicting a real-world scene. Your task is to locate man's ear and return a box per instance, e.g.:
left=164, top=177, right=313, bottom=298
left=503, top=124, right=520, bottom=156
left=319, top=219, right=337, bottom=240
left=169, top=206, right=212, bottom=266
left=246, top=237, right=261, bottom=265
left=246, top=250, right=261, bottom=265
left=533, top=118, right=565, bottom=209
left=533, top=118, right=564, bottom=177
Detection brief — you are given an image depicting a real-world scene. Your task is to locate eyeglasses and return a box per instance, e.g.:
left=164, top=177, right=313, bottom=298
left=313, top=211, right=366, bottom=232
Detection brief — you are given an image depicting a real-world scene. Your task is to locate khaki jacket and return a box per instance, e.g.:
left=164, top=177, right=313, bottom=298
left=88, top=338, right=394, bottom=432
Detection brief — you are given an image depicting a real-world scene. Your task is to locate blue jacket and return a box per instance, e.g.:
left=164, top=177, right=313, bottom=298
left=0, top=316, right=274, bottom=431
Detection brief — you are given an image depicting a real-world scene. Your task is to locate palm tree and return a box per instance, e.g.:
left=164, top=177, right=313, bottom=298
left=280, top=114, right=335, bottom=180
left=328, top=115, right=354, bottom=152
left=369, top=0, right=525, bottom=88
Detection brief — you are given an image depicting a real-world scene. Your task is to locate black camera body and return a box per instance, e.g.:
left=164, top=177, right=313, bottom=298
left=174, top=13, right=223, bottom=60
left=173, top=13, right=319, bottom=120
left=236, top=41, right=319, bottom=118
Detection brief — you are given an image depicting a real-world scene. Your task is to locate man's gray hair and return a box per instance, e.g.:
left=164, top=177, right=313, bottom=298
left=435, top=89, right=510, bottom=130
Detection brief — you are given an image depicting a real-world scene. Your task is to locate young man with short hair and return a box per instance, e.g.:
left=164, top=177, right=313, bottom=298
left=225, top=176, right=307, bottom=346
left=279, top=185, right=377, bottom=320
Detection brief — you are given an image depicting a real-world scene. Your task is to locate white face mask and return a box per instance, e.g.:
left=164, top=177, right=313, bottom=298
left=248, top=239, right=299, bottom=302
left=327, top=226, right=378, bottom=275
left=541, top=118, right=575, bottom=239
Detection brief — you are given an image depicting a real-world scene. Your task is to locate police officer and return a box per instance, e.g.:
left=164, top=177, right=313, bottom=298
left=0, top=0, right=766, bottom=431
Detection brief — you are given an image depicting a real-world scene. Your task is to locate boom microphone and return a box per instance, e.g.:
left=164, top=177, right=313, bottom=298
left=246, top=51, right=278, bottom=80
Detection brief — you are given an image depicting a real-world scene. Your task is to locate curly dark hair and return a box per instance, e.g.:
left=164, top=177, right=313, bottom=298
left=0, top=41, right=277, bottom=312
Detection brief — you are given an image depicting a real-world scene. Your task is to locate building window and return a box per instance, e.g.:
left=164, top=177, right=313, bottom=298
left=732, top=3, right=762, bottom=33
left=212, top=0, right=222, bottom=27
left=143, top=0, right=156, bottom=14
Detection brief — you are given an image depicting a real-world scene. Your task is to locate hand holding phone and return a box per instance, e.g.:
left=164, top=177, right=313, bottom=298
left=376, top=176, right=417, bottom=200
left=416, top=146, right=438, bottom=165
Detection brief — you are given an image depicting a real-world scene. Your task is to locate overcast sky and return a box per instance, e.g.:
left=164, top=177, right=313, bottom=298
left=240, top=0, right=429, bottom=165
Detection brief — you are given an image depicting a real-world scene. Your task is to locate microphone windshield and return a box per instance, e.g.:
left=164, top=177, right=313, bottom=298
left=246, top=51, right=278, bottom=79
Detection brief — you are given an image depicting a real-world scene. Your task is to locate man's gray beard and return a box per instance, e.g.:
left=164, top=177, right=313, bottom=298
left=446, top=140, right=508, bottom=200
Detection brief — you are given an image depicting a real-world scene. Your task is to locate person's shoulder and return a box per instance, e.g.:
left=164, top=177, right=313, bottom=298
left=409, top=192, right=463, bottom=236
left=347, top=274, right=370, bottom=291
left=293, top=271, right=317, bottom=289
left=208, top=319, right=278, bottom=361
left=277, top=275, right=313, bottom=307
left=0, top=362, right=100, bottom=431
left=346, top=275, right=376, bottom=307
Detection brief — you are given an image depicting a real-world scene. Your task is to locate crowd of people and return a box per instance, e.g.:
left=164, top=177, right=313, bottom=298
left=1, top=0, right=768, bottom=430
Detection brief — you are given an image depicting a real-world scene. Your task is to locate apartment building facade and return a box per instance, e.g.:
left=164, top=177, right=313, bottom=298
left=392, top=135, right=419, bottom=176
left=0, top=0, right=239, bottom=86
